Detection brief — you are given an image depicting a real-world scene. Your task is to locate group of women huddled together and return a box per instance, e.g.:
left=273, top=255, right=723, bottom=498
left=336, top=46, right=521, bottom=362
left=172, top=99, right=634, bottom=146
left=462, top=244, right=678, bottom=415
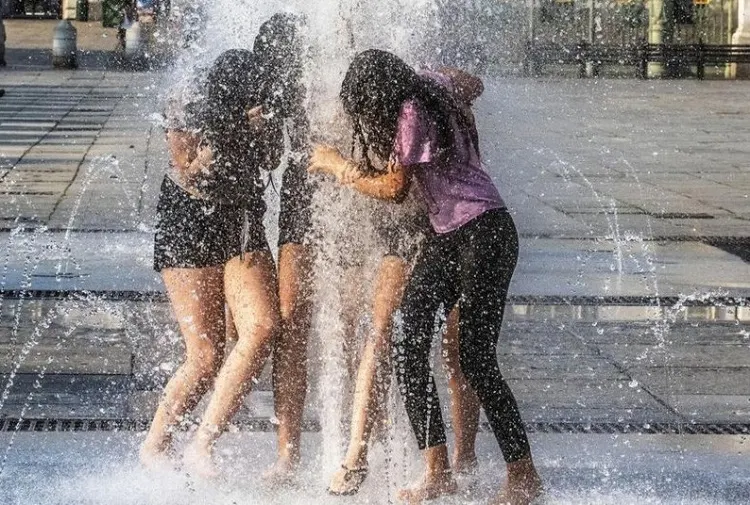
left=140, top=12, right=543, bottom=505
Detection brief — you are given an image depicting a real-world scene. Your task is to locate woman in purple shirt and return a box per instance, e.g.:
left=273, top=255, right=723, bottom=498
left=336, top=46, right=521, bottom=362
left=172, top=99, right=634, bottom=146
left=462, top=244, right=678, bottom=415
left=310, top=50, right=542, bottom=505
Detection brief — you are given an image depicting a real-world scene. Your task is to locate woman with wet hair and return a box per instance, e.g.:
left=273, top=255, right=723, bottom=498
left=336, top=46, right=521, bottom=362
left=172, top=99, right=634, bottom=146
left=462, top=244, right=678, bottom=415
left=326, top=122, right=481, bottom=497
left=250, top=13, right=319, bottom=484
left=141, top=48, right=284, bottom=476
left=310, top=49, right=543, bottom=504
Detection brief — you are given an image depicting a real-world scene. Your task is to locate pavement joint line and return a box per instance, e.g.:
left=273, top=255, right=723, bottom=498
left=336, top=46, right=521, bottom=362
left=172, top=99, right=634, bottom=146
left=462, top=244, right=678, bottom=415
left=0, top=289, right=749, bottom=307
left=0, top=84, right=107, bottom=209
left=44, top=91, right=123, bottom=222
left=135, top=123, right=155, bottom=218
left=583, top=333, right=687, bottom=422
left=1, top=418, right=749, bottom=435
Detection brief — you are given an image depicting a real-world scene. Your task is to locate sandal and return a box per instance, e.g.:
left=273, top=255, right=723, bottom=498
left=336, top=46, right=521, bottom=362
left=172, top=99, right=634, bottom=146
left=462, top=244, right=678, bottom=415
left=327, top=465, right=369, bottom=495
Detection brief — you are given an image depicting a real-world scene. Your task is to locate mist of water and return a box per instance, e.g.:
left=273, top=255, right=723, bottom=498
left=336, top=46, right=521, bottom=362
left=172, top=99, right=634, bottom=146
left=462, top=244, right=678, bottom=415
left=149, top=0, right=446, bottom=492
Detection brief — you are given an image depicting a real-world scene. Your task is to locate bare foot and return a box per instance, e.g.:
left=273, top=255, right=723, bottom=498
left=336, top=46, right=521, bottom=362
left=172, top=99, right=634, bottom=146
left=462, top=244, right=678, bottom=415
left=491, top=482, right=543, bottom=505
left=452, top=454, right=478, bottom=476
left=262, top=457, right=298, bottom=487
left=328, top=465, right=368, bottom=495
left=397, top=471, right=458, bottom=504
left=491, top=463, right=543, bottom=505
left=182, top=441, right=219, bottom=479
left=139, top=443, right=175, bottom=471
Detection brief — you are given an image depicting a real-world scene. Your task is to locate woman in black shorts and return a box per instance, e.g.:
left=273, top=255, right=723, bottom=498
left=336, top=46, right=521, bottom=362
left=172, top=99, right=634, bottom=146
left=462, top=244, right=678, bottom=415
left=140, top=48, right=285, bottom=476
left=251, top=14, right=318, bottom=483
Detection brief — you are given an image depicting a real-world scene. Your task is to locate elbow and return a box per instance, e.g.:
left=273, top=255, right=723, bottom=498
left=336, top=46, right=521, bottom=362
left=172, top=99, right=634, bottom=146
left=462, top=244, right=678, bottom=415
left=387, top=172, right=410, bottom=203
left=474, top=80, right=484, bottom=100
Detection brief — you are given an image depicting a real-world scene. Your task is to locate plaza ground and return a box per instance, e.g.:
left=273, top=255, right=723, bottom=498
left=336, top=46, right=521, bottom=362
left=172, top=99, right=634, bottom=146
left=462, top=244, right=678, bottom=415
left=0, top=20, right=749, bottom=504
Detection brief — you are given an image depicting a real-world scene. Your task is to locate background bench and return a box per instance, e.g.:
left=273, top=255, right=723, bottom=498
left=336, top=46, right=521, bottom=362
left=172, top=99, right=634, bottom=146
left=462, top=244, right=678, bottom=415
left=525, top=41, right=750, bottom=80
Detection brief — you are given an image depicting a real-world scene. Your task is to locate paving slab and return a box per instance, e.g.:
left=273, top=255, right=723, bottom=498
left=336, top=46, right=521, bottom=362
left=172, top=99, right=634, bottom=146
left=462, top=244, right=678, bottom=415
left=0, top=47, right=749, bottom=494
left=1, top=297, right=748, bottom=426
left=1, top=432, right=749, bottom=505
left=2, top=230, right=750, bottom=298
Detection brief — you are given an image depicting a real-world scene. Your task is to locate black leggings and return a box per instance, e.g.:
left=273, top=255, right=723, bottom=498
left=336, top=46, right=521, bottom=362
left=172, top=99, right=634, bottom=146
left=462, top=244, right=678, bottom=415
left=394, top=209, right=531, bottom=463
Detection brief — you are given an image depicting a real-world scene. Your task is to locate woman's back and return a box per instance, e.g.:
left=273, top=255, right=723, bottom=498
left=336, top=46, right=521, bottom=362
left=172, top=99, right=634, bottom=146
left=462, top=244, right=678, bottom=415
left=394, top=70, right=505, bottom=234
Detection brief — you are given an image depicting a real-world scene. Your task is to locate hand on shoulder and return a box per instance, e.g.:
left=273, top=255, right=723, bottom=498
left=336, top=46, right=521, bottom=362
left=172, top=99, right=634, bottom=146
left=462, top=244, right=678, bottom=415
left=437, top=67, right=484, bottom=104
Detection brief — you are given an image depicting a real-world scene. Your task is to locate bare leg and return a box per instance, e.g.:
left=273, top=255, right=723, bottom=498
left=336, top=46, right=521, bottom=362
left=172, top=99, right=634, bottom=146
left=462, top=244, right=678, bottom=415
left=140, top=266, right=225, bottom=467
left=183, top=251, right=280, bottom=476
left=328, top=256, right=407, bottom=494
left=266, top=242, right=313, bottom=482
left=441, top=306, right=481, bottom=474
left=340, top=264, right=368, bottom=380
left=225, top=304, right=239, bottom=344
left=397, top=444, right=458, bottom=504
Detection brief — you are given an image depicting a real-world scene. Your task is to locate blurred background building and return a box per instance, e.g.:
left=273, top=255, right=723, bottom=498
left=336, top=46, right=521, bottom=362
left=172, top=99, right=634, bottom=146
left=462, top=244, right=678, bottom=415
left=0, top=0, right=747, bottom=76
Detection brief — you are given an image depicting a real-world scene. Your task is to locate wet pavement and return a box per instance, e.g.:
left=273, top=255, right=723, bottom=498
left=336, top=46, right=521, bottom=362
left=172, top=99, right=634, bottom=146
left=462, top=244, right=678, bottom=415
left=1, top=296, right=748, bottom=429
left=0, top=20, right=750, bottom=504
left=1, top=431, right=749, bottom=504
left=1, top=72, right=749, bottom=300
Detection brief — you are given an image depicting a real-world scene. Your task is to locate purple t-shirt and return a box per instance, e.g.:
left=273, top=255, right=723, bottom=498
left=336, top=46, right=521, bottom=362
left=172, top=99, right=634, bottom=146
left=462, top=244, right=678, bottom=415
left=393, top=72, right=505, bottom=234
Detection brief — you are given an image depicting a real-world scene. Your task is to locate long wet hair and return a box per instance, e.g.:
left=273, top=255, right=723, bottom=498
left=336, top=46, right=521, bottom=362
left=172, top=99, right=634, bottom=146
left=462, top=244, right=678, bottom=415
left=253, top=13, right=304, bottom=119
left=340, top=49, right=466, bottom=173
left=200, top=49, right=262, bottom=154
left=189, top=49, right=278, bottom=203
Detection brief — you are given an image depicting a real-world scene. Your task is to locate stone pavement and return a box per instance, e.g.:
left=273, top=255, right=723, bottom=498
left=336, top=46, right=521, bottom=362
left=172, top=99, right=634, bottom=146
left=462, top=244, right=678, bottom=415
left=2, top=19, right=123, bottom=70
left=0, top=71, right=160, bottom=231
left=1, top=59, right=750, bottom=432
left=2, top=296, right=749, bottom=429
left=1, top=71, right=750, bottom=298
left=2, top=431, right=750, bottom=504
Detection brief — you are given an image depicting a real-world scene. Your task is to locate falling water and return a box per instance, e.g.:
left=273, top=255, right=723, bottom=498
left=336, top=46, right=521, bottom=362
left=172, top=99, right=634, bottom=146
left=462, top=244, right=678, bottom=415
left=2, top=1, right=749, bottom=504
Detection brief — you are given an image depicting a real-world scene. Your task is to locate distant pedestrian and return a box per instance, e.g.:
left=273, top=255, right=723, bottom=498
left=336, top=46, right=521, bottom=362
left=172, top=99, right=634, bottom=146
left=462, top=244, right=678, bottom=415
left=116, top=2, right=136, bottom=51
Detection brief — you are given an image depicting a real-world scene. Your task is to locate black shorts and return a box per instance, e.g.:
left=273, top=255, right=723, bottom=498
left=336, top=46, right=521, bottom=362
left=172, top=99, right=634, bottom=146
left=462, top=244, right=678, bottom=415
left=153, top=177, right=267, bottom=272
left=278, top=199, right=311, bottom=247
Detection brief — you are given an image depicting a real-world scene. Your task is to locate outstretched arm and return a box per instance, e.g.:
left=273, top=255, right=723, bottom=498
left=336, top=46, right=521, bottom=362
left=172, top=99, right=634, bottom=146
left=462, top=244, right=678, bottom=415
left=308, top=145, right=411, bottom=203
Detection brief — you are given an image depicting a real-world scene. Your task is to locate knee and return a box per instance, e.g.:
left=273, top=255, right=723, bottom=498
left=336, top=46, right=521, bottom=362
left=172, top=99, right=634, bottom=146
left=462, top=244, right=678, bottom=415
left=279, top=296, right=297, bottom=325
left=237, top=312, right=280, bottom=344
left=279, top=301, right=295, bottom=327
left=185, top=342, right=223, bottom=378
left=279, top=301, right=311, bottom=338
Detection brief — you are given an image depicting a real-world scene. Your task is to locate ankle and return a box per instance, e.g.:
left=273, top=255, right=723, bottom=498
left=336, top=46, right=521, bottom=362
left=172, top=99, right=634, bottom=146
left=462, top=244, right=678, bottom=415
left=278, top=443, right=301, bottom=465
left=424, top=444, right=450, bottom=468
left=343, top=447, right=368, bottom=469
left=506, top=456, right=540, bottom=484
left=188, top=435, right=213, bottom=455
left=142, top=435, right=170, bottom=453
left=452, top=449, right=477, bottom=465
left=424, top=466, right=454, bottom=484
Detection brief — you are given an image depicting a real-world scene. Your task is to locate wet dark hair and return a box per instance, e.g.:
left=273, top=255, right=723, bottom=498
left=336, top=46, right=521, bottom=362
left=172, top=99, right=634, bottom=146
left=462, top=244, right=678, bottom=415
left=339, top=49, right=465, bottom=173
left=253, top=13, right=304, bottom=118
left=200, top=48, right=262, bottom=146
left=190, top=49, right=283, bottom=202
